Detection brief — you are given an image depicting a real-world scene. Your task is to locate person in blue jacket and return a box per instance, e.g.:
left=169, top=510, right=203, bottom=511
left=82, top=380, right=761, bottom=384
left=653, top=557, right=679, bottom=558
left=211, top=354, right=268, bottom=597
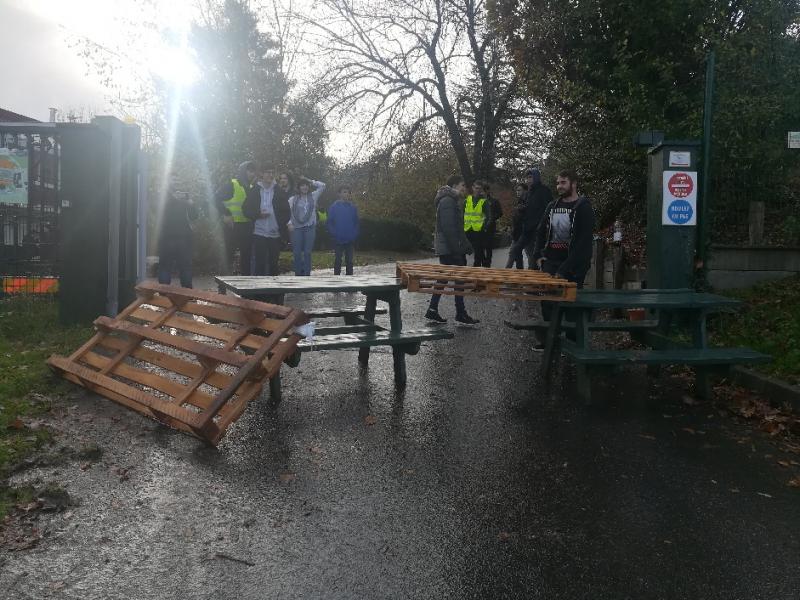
left=327, top=185, right=358, bottom=275
left=326, top=184, right=360, bottom=275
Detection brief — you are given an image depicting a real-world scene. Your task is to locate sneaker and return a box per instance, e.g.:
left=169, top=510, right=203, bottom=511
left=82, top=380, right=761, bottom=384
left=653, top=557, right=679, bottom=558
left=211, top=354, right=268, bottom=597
left=425, top=309, right=447, bottom=323
left=532, top=343, right=546, bottom=352
left=455, top=313, right=480, bottom=325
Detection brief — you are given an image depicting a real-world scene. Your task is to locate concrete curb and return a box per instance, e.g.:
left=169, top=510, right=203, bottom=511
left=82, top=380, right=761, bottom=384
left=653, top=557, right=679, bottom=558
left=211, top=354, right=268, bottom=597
left=731, top=366, right=800, bottom=411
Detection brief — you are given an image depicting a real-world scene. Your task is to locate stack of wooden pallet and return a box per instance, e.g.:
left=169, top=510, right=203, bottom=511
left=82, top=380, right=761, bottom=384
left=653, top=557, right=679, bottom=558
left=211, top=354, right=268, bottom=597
left=396, top=263, right=577, bottom=302
left=47, top=282, right=308, bottom=445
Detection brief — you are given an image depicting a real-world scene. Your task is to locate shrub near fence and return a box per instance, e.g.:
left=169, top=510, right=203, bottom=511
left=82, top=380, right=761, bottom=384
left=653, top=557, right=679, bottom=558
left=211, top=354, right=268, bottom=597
left=316, top=217, right=425, bottom=252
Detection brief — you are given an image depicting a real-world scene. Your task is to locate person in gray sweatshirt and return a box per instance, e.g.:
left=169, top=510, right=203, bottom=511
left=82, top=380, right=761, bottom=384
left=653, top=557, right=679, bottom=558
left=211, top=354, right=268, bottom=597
left=424, top=175, right=480, bottom=325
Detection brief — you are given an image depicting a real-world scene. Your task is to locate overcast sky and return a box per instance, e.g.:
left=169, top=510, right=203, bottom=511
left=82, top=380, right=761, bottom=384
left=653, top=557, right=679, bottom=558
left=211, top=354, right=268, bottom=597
left=0, top=1, right=113, bottom=120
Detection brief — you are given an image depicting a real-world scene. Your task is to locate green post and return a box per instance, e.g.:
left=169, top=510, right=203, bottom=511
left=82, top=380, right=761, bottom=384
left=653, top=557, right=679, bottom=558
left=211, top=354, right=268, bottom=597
left=698, top=50, right=716, bottom=288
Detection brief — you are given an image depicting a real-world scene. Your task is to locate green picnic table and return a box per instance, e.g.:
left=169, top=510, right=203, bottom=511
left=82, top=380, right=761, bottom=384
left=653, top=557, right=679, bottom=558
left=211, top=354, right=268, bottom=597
left=214, top=275, right=453, bottom=399
left=506, top=289, right=771, bottom=403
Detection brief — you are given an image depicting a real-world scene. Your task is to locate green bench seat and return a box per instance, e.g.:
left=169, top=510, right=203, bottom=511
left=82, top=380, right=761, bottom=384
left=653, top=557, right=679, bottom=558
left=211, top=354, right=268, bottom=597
left=504, top=319, right=659, bottom=332
left=560, top=345, right=771, bottom=365
left=304, top=306, right=388, bottom=319
left=297, top=328, right=453, bottom=354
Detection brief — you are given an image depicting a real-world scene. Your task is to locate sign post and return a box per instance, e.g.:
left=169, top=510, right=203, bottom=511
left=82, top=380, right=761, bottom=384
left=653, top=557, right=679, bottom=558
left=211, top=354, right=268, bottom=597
left=646, top=141, right=700, bottom=289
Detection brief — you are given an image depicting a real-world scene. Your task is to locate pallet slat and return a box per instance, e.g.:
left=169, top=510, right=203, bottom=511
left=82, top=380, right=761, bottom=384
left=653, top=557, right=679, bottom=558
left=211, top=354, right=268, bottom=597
left=48, top=283, right=308, bottom=445
left=396, top=262, right=577, bottom=302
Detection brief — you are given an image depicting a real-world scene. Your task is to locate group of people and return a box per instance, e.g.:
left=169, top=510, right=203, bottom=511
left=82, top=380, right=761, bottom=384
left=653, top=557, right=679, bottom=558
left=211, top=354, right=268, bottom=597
left=426, top=168, right=595, bottom=344
left=157, top=161, right=361, bottom=288
left=215, top=161, right=361, bottom=278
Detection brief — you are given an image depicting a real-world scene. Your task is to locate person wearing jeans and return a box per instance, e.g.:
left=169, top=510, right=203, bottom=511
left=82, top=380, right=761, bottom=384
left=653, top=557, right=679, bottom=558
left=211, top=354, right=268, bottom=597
left=287, top=176, right=326, bottom=276
left=327, top=185, right=360, bottom=275
left=425, top=174, right=480, bottom=325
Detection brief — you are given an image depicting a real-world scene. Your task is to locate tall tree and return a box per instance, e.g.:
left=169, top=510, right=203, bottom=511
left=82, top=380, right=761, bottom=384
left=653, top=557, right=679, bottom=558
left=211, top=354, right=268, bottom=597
left=493, top=0, right=800, bottom=234
left=296, top=0, right=532, bottom=182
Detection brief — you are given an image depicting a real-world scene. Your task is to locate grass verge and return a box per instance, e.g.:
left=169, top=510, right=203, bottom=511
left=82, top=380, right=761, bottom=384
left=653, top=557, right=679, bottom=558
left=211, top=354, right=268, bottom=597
left=713, top=275, right=800, bottom=386
left=0, top=297, right=92, bottom=517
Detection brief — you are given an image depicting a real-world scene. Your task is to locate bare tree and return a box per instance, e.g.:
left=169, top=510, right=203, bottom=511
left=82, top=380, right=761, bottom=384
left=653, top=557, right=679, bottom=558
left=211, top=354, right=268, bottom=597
left=291, top=0, right=525, bottom=182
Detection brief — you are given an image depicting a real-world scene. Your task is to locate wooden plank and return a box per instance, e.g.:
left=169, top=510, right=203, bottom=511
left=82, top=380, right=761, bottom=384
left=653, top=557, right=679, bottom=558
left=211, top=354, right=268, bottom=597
left=48, top=355, right=200, bottom=428
left=303, top=306, right=388, bottom=319
left=142, top=295, right=288, bottom=330
left=98, top=336, right=233, bottom=391
left=80, top=350, right=214, bottom=411
left=128, top=307, right=273, bottom=351
left=94, top=316, right=250, bottom=367
left=215, top=275, right=402, bottom=296
left=138, top=281, right=299, bottom=320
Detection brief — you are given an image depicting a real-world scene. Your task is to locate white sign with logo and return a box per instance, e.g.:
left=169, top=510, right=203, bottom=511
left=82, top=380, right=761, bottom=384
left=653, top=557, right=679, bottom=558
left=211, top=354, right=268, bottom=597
left=662, top=170, right=698, bottom=226
left=668, top=151, right=691, bottom=167
left=789, top=131, right=800, bottom=149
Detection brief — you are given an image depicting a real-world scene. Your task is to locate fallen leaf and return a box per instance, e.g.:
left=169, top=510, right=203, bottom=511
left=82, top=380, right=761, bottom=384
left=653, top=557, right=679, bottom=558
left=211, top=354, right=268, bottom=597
left=788, top=477, right=800, bottom=488
left=681, top=427, right=696, bottom=435
left=7, top=417, right=25, bottom=430
left=777, top=460, right=791, bottom=468
left=279, top=472, right=296, bottom=483
left=638, top=434, right=656, bottom=440
left=364, top=415, right=378, bottom=426
left=682, top=395, right=696, bottom=406
left=757, top=492, right=773, bottom=498
left=308, top=446, right=324, bottom=455
left=498, top=531, right=511, bottom=542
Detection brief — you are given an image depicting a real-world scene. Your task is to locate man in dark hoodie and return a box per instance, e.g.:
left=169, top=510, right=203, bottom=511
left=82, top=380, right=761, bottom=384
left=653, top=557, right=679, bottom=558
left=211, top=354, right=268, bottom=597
left=532, top=169, right=594, bottom=349
left=214, top=161, right=258, bottom=275
left=483, top=183, right=503, bottom=267
left=522, top=168, right=553, bottom=268
left=425, top=175, right=480, bottom=325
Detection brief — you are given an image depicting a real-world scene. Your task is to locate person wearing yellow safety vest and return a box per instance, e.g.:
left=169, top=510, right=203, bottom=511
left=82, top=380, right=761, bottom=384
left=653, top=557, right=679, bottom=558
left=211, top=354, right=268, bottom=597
left=214, top=161, right=258, bottom=275
left=463, top=180, right=494, bottom=268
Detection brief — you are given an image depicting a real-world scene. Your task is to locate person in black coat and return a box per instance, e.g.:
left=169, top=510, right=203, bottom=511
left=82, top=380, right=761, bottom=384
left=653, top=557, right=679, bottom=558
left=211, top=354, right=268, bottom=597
left=505, top=182, right=527, bottom=269
left=158, top=174, right=197, bottom=288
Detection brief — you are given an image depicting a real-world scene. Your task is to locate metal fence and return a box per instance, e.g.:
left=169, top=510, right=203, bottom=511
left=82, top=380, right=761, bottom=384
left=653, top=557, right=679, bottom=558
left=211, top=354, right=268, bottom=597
left=0, top=128, right=60, bottom=300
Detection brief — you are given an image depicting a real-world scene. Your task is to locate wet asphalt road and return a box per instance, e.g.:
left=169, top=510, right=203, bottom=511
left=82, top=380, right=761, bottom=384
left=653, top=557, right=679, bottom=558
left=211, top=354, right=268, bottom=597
left=2, top=254, right=800, bottom=599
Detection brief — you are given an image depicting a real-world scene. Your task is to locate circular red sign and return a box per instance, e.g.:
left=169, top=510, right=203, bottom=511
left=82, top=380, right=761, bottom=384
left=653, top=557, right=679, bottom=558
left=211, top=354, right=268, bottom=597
left=667, top=172, right=693, bottom=198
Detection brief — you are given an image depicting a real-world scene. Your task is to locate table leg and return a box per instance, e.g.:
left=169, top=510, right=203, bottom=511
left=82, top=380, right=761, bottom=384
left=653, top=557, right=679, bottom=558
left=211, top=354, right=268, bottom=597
left=387, top=291, right=407, bottom=387
left=573, top=309, right=593, bottom=404
left=691, top=309, right=712, bottom=398
left=358, top=294, right=378, bottom=366
left=269, top=374, right=282, bottom=404
left=540, top=303, right=564, bottom=378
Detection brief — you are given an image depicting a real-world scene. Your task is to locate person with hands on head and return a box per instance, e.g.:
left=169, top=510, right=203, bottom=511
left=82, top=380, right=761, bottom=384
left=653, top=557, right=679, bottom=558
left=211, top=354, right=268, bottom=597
left=532, top=169, right=594, bottom=349
left=424, top=174, right=480, bottom=326
left=287, top=175, right=326, bottom=276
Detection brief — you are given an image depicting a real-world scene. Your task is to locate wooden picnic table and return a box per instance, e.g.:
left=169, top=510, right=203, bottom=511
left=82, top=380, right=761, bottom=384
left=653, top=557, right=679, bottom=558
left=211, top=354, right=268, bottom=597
left=214, top=275, right=453, bottom=396
left=508, top=289, right=770, bottom=403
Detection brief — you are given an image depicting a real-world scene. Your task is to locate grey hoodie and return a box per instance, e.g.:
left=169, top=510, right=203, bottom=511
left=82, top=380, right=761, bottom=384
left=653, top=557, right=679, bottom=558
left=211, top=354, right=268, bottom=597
left=434, top=186, right=473, bottom=256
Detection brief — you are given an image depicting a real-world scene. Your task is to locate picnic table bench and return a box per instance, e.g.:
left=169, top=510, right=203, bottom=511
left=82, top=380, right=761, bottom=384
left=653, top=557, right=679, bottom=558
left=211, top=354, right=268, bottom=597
left=215, top=275, right=453, bottom=399
left=507, top=289, right=770, bottom=403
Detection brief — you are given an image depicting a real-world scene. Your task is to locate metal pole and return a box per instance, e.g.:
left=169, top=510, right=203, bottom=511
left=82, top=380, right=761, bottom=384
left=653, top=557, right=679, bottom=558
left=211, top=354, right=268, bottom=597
left=698, top=50, right=715, bottom=286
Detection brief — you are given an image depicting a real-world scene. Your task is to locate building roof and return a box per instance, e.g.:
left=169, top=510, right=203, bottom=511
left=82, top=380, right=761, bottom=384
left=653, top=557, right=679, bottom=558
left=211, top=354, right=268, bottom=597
left=0, top=108, right=40, bottom=123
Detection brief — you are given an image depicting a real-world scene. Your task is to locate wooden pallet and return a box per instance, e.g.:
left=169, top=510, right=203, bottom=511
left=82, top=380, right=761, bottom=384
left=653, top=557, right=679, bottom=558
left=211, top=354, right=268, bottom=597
left=47, top=282, right=309, bottom=445
left=396, top=262, right=577, bottom=302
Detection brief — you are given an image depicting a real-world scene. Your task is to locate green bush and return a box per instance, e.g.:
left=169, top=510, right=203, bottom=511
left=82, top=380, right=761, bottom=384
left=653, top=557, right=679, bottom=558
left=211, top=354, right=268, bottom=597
left=356, top=217, right=426, bottom=251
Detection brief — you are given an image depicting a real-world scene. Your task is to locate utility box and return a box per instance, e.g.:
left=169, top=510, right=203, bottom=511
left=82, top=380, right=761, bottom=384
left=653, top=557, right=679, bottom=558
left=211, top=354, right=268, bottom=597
left=646, top=141, right=701, bottom=289
left=58, top=117, right=142, bottom=324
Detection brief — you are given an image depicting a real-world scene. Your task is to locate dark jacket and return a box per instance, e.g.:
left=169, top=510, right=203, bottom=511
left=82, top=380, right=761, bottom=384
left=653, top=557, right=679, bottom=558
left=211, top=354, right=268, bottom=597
left=159, top=191, right=197, bottom=245
left=242, top=183, right=291, bottom=242
left=521, top=182, right=553, bottom=241
left=434, top=186, right=473, bottom=256
left=327, top=199, right=360, bottom=244
left=511, top=197, right=526, bottom=240
left=485, top=196, right=503, bottom=235
left=533, top=196, right=595, bottom=279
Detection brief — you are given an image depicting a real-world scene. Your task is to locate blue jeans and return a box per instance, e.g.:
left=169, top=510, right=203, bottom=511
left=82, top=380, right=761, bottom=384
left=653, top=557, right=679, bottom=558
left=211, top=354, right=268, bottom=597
left=291, top=226, right=316, bottom=276
left=334, top=243, right=354, bottom=275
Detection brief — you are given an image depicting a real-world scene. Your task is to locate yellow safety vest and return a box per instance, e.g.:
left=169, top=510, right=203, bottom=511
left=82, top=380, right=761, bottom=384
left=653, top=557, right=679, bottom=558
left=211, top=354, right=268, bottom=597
left=463, top=195, right=486, bottom=232
left=223, top=179, right=250, bottom=223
